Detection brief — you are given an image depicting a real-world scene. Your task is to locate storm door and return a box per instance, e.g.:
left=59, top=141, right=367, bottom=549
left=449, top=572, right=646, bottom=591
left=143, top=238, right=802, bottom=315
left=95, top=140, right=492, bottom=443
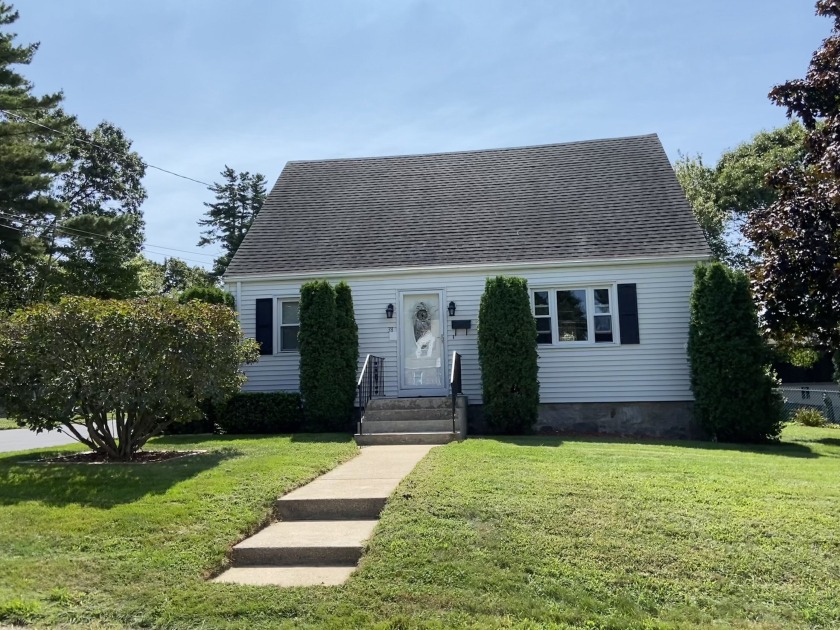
left=398, top=291, right=447, bottom=396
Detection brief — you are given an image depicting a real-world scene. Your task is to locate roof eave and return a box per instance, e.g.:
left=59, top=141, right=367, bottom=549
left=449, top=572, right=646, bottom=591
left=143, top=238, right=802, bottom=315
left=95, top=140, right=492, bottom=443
left=223, top=253, right=712, bottom=284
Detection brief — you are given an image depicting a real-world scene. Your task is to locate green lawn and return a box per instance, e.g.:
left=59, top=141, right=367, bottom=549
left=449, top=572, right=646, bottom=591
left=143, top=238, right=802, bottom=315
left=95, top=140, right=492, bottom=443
left=1, top=426, right=838, bottom=629
left=0, top=418, right=19, bottom=430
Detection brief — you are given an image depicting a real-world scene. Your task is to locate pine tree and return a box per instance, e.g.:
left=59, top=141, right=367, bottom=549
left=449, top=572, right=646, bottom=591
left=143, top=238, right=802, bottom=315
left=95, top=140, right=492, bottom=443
left=0, top=2, right=71, bottom=310
left=197, top=166, right=267, bottom=277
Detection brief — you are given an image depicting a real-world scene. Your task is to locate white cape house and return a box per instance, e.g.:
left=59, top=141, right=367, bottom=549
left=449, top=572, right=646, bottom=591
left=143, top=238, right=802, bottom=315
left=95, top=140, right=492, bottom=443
left=223, top=135, right=711, bottom=439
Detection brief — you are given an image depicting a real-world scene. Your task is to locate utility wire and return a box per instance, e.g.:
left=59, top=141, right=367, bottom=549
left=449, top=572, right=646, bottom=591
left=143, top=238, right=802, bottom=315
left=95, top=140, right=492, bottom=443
left=141, top=247, right=218, bottom=266
left=0, top=210, right=220, bottom=263
left=1, top=111, right=223, bottom=264
left=0, top=108, right=214, bottom=187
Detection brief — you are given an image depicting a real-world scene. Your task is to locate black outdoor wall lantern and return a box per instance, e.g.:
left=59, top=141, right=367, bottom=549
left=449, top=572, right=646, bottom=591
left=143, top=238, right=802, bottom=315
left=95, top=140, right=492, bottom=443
left=385, top=303, right=394, bottom=319
left=448, top=301, right=456, bottom=317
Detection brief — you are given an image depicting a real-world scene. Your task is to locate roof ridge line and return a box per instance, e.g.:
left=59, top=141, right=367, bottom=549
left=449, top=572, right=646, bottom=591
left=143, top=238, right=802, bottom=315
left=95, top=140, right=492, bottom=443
left=285, top=133, right=660, bottom=165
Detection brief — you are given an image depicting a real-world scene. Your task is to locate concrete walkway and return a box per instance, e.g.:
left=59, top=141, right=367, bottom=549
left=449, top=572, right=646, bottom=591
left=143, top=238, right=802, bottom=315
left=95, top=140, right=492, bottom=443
left=214, top=444, right=435, bottom=587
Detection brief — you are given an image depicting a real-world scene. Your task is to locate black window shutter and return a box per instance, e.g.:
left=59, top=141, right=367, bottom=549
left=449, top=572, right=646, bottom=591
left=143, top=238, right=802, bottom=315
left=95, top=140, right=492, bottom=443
left=255, top=298, right=273, bottom=355
left=617, top=284, right=640, bottom=345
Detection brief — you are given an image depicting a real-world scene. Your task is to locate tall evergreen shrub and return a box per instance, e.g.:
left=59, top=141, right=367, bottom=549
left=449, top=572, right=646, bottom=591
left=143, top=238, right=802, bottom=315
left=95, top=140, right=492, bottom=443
left=688, top=263, right=783, bottom=442
left=299, top=280, right=344, bottom=430
left=335, top=282, right=359, bottom=424
left=478, top=276, right=539, bottom=433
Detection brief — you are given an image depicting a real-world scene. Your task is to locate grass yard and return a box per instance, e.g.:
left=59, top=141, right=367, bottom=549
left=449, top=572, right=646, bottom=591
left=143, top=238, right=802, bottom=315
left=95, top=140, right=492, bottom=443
left=0, top=418, right=19, bottom=430
left=1, top=426, right=839, bottom=629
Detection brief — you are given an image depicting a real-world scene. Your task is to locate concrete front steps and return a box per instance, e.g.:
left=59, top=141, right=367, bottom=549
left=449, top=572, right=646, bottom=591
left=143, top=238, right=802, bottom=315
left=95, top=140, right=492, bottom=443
left=230, top=519, right=378, bottom=566
left=213, top=445, right=434, bottom=587
left=355, top=396, right=466, bottom=445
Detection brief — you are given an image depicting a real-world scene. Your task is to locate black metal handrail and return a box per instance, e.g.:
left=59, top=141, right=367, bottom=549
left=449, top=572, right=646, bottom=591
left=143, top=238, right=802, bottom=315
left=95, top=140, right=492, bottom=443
left=450, top=351, right=462, bottom=434
left=357, top=354, right=385, bottom=435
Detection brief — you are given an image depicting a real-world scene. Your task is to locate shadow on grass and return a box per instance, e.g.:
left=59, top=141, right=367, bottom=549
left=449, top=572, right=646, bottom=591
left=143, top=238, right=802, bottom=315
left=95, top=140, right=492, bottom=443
left=152, top=433, right=355, bottom=445
left=472, top=436, right=564, bottom=447
left=477, top=434, right=819, bottom=458
left=153, top=433, right=289, bottom=445
left=0, top=447, right=240, bottom=508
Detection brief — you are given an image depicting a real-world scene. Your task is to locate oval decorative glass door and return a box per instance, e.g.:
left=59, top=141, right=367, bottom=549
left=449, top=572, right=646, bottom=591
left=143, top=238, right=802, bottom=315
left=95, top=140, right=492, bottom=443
left=399, top=291, right=446, bottom=394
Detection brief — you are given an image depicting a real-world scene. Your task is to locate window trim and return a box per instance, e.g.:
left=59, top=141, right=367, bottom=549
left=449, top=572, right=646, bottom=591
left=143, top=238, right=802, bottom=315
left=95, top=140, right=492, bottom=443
left=531, top=284, right=620, bottom=347
left=275, top=297, right=300, bottom=354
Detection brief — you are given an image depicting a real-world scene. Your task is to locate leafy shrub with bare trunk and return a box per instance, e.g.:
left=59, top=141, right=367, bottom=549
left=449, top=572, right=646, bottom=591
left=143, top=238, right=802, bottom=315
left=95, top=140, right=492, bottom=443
left=0, top=297, right=259, bottom=460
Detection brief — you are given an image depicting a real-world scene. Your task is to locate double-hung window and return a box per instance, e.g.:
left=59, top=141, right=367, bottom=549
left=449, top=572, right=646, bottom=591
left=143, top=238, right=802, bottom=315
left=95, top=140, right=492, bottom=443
left=278, top=299, right=300, bottom=352
left=532, top=287, right=616, bottom=345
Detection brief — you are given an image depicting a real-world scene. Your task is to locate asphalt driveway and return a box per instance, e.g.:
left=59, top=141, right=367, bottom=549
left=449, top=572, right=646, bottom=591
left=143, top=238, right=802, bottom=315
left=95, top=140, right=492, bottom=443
left=0, top=426, right=83, bottom=453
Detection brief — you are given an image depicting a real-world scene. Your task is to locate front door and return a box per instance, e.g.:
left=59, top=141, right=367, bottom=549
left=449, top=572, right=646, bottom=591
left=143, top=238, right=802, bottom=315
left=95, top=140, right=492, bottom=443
left=398, top=291, right=447, bottom=396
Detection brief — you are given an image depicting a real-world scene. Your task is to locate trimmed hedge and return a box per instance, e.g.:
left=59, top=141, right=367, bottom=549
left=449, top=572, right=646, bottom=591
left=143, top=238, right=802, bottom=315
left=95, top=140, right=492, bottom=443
left=179, top=286, right=235, bottom=308
left=165, top=399, right=218, bottom=434
left=477, top=276, right=540, bottom=433
left=688, top=263, right=783, bottom=443
left=215, top=392, right=302, bottom=434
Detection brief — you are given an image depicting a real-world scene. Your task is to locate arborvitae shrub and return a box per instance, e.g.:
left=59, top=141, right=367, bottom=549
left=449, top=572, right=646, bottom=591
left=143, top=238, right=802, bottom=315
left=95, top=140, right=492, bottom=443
left=477, top=276, right=539, bottom=433
left=688, top=263, right=783, bottom=443
left=335, top=282, right=359, bottom=424
left=179, top=286, right=234, bottom=308
left=299, top=280, right=347, bottom=431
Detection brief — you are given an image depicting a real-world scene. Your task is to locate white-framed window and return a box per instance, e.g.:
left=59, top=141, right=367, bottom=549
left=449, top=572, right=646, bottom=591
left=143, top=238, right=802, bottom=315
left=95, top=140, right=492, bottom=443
left=531, top=286, right=616, bottom=345
left=277, top=299, right=300, bottom=352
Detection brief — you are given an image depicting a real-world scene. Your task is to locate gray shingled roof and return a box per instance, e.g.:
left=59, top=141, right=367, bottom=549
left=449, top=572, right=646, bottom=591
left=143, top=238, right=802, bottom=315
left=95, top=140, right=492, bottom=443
left=225, top=134, right=710, bottom=277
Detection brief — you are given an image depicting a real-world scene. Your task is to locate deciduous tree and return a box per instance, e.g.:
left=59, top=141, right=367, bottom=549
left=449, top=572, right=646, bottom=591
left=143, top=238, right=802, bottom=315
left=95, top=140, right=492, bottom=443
left=0, top=297, right=259, bottom=460
left=0, top=4, right=150, bottom=308
left=745, top=0, right=840, bottom=352
left=138, top=256, right=216, bottom=296
left=675, top=122, right=806, bottom=267
left=46, top=121, right=147, bottom=299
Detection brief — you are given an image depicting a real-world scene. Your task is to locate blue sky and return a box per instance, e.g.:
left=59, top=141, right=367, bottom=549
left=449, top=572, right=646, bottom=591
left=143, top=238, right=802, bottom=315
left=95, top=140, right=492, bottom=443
left=11, top=1, right=830, bottom=268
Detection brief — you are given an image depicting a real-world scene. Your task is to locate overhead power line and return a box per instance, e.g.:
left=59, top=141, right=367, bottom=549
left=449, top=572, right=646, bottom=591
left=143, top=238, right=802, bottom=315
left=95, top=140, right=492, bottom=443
left=0, top=108, right=214, bottom=187
left=141, top=247, right=217, bottom=266
left=0, top=210, right=220, bottom=263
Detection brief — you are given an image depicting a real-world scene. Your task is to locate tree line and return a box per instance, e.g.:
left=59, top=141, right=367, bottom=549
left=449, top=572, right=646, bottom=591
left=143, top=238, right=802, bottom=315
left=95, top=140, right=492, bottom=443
left=0, top=2, right=265, bottom=313
left=677, top=0, right=840, bottom=372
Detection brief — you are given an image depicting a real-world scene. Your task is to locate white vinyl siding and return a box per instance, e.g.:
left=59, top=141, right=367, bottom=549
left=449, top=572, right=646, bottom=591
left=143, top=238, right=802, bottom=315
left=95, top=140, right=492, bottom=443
left=228, top=260, right=697, bottom=403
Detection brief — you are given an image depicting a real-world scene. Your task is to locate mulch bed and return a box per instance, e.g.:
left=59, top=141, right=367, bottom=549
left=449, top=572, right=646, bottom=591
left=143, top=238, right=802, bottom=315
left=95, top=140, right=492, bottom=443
left=29, top=450, right=206, bottom=465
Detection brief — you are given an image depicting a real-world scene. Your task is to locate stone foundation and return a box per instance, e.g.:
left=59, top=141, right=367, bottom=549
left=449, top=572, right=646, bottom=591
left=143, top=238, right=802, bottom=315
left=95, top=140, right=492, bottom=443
left=468, top=401, right=701, bottom=440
